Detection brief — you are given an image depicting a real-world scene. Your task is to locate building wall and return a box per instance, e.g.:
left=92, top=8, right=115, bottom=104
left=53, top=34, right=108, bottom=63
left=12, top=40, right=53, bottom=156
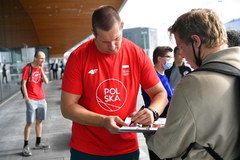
left=123, top=27, right=158, bottom=60
left=224, top=18, right=240, bottom=31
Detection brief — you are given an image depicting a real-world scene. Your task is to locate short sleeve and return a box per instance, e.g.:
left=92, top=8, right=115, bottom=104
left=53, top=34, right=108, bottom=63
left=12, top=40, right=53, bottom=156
left=22, top=65, right=30, bottom=80
left=62, top=51, right=83, bottom=95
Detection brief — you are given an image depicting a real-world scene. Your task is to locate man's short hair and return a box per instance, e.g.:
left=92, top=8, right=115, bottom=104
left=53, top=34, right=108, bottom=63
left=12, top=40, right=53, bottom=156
left=92, top=5, right=121, bottom=35
left=227, top=30, right=240, bottom=47
left=153, top=46, right=173, bottom=65
left=34, top=50, right=44, bottom=58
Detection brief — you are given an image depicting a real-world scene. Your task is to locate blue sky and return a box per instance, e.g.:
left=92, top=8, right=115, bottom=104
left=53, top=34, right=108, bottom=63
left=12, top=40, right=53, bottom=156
left=120, top=0, right=240, bottom=46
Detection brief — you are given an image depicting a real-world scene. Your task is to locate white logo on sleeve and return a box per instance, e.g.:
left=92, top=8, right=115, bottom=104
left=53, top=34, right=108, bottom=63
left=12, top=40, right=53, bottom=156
left=96, top=79, right=127, bottom=112
left=88, top=69, right=98, bottom=74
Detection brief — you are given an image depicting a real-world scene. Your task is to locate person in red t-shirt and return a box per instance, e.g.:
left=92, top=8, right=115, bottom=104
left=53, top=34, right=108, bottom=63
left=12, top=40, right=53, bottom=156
left=61, top=5, right=168, bottom=160
left=21, top=50, right=50, bottom=156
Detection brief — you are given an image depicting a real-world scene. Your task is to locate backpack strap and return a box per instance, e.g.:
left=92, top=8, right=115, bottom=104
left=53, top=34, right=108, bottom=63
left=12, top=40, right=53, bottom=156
left=27, top=63, right=32, bottom=82
left=181, top=143, right=223, bottom=160
left=181, top=143, right=194, bottom=159
left=21, top=63, right=32, bottom=98
left=194, top=61, right=240, bottom=77
left=203, top=146, right=223, bottom=160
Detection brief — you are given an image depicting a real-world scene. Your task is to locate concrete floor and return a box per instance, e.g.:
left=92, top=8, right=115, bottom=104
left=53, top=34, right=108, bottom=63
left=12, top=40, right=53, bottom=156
left=0, top=80, right=150, bottom=160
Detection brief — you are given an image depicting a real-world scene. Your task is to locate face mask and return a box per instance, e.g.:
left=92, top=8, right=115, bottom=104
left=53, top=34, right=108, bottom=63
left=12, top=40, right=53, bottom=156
left=163, top=58, right=173, bottom=70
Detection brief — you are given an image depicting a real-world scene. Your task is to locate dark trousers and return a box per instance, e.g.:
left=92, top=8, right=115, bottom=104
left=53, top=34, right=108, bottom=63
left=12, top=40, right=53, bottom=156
left=53, top=70, right=58, bottom=79
left=70, top=148, right=139, bottom=160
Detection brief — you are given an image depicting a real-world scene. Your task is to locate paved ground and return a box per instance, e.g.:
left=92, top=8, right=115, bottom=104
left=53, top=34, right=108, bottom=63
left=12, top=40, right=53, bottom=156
left=0, top=80, right=150, bottom=160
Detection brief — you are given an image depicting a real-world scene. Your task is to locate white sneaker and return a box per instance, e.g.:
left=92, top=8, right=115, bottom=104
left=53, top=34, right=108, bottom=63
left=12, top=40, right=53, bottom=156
left=22, top=145, right=32, bottom=156
left=34, top=142, right=50, bottom=149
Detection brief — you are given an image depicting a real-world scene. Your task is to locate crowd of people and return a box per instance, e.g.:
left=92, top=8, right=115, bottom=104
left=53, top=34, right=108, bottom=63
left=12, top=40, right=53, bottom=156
left=50, top=60, right=65, bottom=80
left=20, top=4, right=240, bottom=160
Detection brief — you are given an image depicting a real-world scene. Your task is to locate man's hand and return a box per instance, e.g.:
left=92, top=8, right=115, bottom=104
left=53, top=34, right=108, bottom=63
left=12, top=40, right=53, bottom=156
left=131, top=108, right=154, bottom=125
left=24, top=97, right=29, bottom=102
left=39, top=66, right=49, bottom=84
left=102, top=116, right=127, bottom=134
left=39, top=65, right=44, bottom=70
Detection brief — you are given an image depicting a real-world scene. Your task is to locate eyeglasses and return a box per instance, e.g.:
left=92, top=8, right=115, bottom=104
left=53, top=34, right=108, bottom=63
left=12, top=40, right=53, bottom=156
left=161, top=56, right=173, bottom=59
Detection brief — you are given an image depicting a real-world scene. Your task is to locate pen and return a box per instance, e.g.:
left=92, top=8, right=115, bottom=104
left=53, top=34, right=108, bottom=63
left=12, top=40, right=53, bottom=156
left=129, top=105, right=146, bottom=126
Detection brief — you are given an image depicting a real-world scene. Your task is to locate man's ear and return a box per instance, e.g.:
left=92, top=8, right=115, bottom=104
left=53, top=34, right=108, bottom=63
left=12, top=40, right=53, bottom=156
left=92, top=28, right=97, bottom=37
left=157, top=56, right=162, bottom=63
left=191, top=35, right=201, bottom=47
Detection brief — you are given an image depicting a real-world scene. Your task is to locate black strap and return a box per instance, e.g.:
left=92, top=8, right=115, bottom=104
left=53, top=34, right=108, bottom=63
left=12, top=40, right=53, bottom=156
left=204, top=146, right=223, bottom=160
left=27, top=63, right=32, bottom=82
left=181, top=143, right=223, bottom=160
left=181, top=143, right=194, bottom=159
left=194, top=61, right=240, bottom=77
left=21, top=63, right=32, bottom=98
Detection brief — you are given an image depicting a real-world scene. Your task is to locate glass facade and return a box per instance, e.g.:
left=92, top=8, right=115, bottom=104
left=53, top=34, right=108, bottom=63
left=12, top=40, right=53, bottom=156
left=224, top=18, right=240, bottom=31
left=123, top=27, right=158, bottom=59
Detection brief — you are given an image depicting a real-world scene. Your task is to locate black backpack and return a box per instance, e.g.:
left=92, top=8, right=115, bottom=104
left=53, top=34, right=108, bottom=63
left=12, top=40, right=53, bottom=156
left=181, top=61, right=240, bottom=160
left=20, top=63, right=32, bottom=98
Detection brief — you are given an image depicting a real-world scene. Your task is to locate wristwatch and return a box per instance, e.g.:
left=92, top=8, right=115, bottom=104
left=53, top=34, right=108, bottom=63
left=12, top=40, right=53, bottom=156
left=147, top=108, right=159, bottom=121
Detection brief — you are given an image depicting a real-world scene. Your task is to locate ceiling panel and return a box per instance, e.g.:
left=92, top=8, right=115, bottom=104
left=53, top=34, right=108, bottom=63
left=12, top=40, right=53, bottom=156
left=0, top=0, right=126, bottom=57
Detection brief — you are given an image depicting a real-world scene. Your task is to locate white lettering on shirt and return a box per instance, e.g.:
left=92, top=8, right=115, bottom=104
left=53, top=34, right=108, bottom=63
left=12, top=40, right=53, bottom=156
left=96, top=79, right=127, bottom=112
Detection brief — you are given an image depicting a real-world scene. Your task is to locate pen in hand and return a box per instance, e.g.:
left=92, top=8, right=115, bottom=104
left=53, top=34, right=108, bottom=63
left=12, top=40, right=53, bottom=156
left=129, top=105, right=146, bottom=126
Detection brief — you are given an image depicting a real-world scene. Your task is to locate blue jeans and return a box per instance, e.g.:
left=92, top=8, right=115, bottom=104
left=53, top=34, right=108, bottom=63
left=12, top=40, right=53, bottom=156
left=70, top=148, right=139, bottom=160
